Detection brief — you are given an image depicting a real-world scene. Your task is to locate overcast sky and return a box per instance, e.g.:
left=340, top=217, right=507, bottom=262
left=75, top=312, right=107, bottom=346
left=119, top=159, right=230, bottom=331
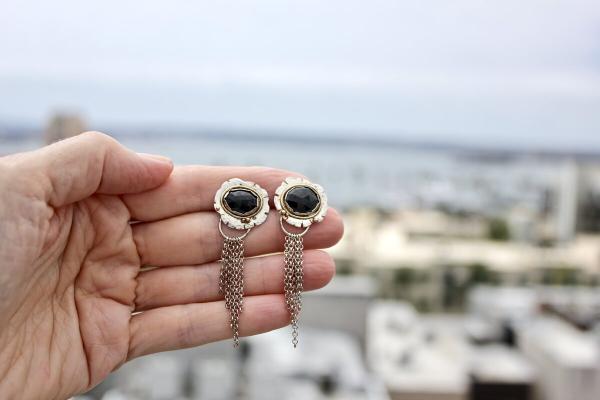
left=1, top=0, right=600, bottom=150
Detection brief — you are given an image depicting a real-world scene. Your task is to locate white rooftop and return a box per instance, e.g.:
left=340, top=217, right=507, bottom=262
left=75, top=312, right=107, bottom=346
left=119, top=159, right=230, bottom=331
left=520, top=317, right=599, bottom=367
left=368, top=301, right=470, bottom=394
left=471, top=345, right=535, bottom=383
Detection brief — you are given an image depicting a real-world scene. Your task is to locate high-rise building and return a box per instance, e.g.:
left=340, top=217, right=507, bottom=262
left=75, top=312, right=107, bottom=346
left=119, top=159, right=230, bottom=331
left=44, top=113, right=86, bottom=144
left=555, top=161, right=579, bottom=242
left=554, top=161, right=600, bottom=241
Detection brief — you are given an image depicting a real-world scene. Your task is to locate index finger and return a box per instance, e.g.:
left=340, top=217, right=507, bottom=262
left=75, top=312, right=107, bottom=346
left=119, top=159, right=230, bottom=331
left=122, top=166, right=303, bottom=222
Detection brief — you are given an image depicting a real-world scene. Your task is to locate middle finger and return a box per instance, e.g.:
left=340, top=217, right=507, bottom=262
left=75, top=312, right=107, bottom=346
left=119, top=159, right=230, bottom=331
left=132, top=208, right=343, bottom=267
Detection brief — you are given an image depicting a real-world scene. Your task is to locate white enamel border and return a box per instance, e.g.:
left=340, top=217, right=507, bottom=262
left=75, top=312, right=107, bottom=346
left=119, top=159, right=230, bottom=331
left=274, top=177, right=328, bottom=228
left=214, top=178, right=270, bottom=230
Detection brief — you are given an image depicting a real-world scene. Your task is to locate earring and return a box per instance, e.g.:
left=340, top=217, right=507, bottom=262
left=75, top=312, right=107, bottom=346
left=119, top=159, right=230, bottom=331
left=214, top=178, right=270, bottom=347
left=274, top=177, right=328, bottom=347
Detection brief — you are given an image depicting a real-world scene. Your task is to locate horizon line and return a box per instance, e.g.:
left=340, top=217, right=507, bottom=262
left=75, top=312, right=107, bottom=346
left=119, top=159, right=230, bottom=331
left=1, top=121, right=600, bottom=161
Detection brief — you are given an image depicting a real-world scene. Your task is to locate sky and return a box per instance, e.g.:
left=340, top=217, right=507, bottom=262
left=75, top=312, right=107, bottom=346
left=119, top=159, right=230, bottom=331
left=1, top=0, right=600, bottom=150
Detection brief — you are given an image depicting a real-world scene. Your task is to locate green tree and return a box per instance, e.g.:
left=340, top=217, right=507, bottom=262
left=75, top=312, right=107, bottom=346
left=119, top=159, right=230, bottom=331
left=488, top=218, right=510, bottom=241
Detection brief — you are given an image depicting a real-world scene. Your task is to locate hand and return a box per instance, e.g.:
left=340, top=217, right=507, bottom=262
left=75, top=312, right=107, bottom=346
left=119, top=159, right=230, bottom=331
left=0, top=132, right=343, bottom=399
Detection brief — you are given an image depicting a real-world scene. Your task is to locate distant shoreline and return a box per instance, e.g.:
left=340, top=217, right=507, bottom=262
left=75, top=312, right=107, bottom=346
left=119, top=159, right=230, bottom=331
left=2, top=123, right=600, bottom=162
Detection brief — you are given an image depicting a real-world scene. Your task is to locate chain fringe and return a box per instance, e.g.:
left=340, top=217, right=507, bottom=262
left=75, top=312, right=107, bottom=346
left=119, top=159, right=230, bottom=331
left=220, top=236, right=245, bottom=347
left=284, top=233, right=304, bottom=348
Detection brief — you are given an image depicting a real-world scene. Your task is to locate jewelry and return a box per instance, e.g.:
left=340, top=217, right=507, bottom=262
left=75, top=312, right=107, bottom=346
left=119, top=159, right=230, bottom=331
left=214, top=178, right=269, bottom=347
left=274, top=177, right=328, bottom=347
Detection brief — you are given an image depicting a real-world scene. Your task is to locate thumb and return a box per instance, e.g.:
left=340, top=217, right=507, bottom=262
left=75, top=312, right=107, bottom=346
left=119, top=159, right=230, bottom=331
left=21, top=131, right=173, bottom=207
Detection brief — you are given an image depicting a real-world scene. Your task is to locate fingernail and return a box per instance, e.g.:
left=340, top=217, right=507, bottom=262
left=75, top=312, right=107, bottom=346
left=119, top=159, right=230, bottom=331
left=139, top=153, right=173, bottom=165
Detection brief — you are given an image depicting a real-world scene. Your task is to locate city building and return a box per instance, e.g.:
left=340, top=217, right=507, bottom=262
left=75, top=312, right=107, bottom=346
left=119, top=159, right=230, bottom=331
left=368, top=302, right=470, bottom=400
left=44, top=113, right=86, bottom=144
left=519, top=317, right=600, bottom=400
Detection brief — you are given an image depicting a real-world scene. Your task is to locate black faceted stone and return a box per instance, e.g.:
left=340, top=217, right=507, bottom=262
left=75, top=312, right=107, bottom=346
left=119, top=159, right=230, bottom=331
left=224, top=189, right=259, bottom=216
left=284, top=186, right=320, bottom=215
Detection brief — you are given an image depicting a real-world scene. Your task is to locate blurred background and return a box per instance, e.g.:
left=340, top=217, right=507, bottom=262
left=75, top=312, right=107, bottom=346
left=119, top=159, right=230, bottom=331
left=2, top=1, right=600, bottom=399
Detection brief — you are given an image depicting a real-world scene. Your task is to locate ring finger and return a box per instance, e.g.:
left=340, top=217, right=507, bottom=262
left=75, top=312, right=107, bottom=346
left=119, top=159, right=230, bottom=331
left=134, top=250, right=335, bottom=311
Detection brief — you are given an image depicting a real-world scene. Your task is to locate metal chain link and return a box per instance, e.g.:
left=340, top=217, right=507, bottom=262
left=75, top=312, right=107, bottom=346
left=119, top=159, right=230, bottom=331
left=220, top=236, right=245, bottom=347
left=284, top=232, right=304, bottom=348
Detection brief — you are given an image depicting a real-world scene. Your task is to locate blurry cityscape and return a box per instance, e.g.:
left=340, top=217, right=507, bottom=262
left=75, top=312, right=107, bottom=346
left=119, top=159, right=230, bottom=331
left=2, top=1, right=600, bottom=399
left=1, top=114, right=600, bottom=400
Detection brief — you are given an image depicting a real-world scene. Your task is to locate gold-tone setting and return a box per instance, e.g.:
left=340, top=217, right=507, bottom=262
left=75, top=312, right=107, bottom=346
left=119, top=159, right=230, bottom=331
left=279, top=185, right=322, bottom=220
left=274, top=177, right=328, bottom=229
left=214, top=178, right=270, bottom=230
left=220, top=186, right=263, bottom=219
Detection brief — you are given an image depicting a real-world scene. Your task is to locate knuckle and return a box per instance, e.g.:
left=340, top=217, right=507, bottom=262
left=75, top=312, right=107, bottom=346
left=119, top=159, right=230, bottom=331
left=178, top=306, right=199, bottom=346
left=133, top=276, right=146, bottom=309
left=131, top=227, right=148, bottom=265
left=80, top=131, right=117, bottom=148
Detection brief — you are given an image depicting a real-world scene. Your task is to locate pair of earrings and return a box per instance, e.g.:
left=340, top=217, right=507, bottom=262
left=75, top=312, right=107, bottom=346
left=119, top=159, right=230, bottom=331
left=214, top=177, right=328, bottom=348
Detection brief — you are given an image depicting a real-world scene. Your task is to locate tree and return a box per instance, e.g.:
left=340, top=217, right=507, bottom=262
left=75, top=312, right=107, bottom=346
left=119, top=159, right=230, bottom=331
left=488, top=218, right=510, bottom=241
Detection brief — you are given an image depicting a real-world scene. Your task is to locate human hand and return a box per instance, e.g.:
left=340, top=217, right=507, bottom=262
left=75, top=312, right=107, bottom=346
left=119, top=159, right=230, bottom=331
left=0, top=132, right=343, bottom=399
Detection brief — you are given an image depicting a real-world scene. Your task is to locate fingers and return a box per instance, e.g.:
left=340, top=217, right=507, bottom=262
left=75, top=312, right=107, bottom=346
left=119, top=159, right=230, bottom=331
left=135, top=250, right=335, bottom=311
left=128, top=294, right=289, bottom=359
left=15, top=131, right=173, bottom=207
left=122, top=165, right=304, bottom=221
left=132, top=209, right=344, bottom=267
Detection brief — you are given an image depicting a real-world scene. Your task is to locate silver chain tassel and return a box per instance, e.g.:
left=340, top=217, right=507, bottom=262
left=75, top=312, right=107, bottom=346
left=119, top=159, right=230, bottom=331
left=284, top=232, right=304, bottom=348
left=220, top=236, right=245, bottom=347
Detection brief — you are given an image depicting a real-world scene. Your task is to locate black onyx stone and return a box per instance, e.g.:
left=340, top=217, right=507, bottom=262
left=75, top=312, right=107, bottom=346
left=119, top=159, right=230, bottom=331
left=224, top=189, right=259, bottom=216
left=284, top=186, right=320, bottom=215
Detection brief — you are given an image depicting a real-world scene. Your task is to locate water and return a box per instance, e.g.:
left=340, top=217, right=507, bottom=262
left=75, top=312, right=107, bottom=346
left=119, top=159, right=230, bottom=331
left=119, top=136, right=558, bottom=213
left=0, top=134, right=559, bottom=213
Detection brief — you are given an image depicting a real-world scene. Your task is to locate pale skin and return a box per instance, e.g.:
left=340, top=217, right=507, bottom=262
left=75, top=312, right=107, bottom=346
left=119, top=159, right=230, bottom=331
left=0, top=132, right=343, bottom=400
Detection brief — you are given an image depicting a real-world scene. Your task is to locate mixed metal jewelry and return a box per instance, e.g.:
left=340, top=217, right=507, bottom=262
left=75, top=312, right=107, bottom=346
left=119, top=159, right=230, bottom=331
left=214, top=178, right=269, bottom=347
left=274, top=177, right=328, bottom=347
